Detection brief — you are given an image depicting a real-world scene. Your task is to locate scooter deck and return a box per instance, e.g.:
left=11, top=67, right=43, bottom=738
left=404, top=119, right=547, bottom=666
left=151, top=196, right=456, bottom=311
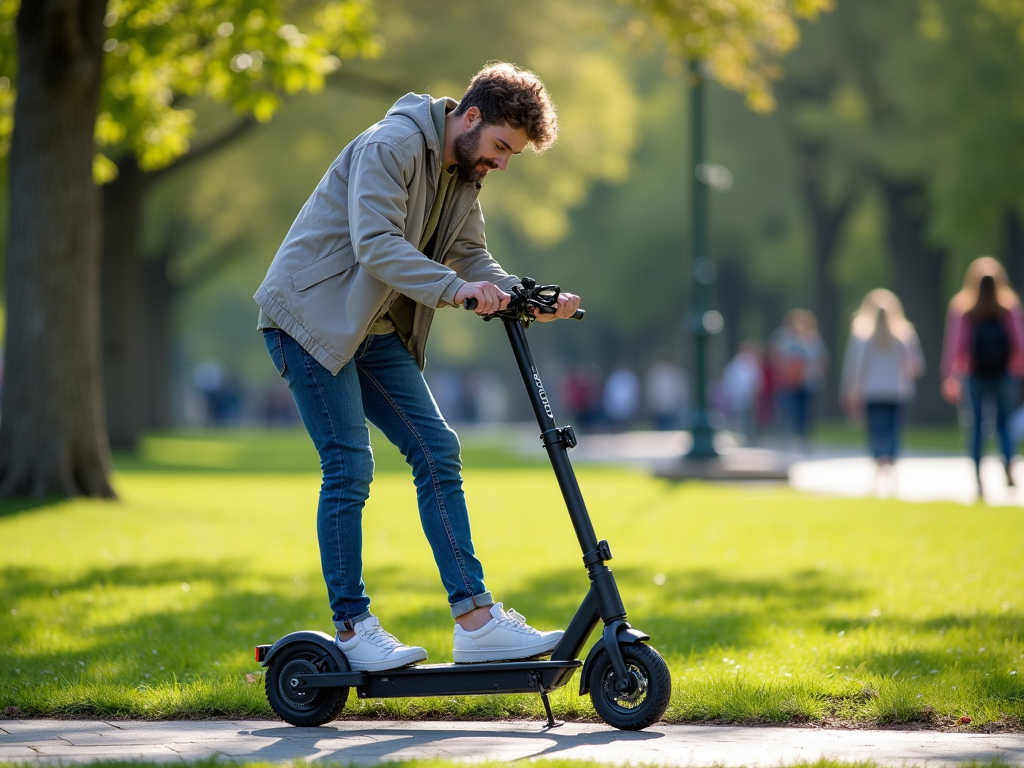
left=293, top=658, right=582, bottom=699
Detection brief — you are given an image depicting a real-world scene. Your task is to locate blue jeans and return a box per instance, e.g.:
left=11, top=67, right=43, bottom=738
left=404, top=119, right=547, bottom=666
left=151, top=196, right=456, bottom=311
left=780, top=388, right=814, bottom=437
left=864, top=402, right=903, bottom=461
left=967, top=373, right=1016, bottom=473
left=264, top=329, right=492, bottom=631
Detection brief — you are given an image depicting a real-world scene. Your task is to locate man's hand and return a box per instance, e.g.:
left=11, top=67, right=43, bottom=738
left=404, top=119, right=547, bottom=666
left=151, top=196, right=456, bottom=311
left=454, top=281, right=510, bottom=314
left=532, top=292, right=581, bottom=322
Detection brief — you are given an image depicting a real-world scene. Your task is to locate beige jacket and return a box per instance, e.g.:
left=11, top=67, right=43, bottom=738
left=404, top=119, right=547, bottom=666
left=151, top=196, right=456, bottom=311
left=254, top=93, right=518, bottom=374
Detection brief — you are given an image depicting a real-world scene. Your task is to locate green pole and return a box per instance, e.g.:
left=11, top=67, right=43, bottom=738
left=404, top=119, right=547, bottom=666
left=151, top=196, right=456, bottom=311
left=686, top=59, right=719, bottom=459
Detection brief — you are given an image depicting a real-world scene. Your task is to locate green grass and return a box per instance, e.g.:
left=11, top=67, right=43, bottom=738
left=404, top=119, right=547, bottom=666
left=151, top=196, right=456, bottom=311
left=0, top=762, right=1017, bottom=768
left=813, top=420, right=966, bottom=453
left=1, top=428, right=1022, bottom=728
left=0, top=762, right=1018, bottom=768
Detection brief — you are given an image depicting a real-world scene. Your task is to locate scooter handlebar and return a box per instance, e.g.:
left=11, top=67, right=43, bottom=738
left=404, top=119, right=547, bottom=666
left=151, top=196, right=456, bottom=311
left=463, top=297, right=585, bottom=320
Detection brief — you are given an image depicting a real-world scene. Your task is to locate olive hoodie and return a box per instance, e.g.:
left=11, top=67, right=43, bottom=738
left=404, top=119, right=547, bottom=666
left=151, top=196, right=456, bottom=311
left=254, top=93, right=519, bottom=374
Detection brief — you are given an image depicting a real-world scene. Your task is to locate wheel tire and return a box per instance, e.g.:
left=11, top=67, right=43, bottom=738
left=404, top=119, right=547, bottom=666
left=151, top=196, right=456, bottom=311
left=589, top=643, right=671, bottom=731
left=265, top=641, right=348, bottom=727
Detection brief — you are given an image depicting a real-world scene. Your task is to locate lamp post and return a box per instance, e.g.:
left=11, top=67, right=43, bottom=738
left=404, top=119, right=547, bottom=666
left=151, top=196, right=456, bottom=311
left=686, top=59, right=722, bottom=460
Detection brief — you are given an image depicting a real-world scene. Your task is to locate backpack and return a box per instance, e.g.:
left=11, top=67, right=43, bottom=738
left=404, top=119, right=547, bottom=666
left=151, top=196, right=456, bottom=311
left=971, top=315, right=1011, bottom=376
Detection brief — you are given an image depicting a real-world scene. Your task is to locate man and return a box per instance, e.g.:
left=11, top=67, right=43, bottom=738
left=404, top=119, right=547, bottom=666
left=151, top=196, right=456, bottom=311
left=254, top=63, right=581, bottom=672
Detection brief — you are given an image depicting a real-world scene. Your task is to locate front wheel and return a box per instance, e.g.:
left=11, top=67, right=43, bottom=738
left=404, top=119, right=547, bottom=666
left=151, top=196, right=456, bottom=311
left=589, top=643, right=671, bottom=730
left=265, top=641, right=348, bottom=726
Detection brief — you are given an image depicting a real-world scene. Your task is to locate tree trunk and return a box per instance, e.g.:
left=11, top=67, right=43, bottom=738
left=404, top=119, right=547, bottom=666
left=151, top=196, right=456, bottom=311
left=140, top=251, right=177, bottom=429
left=795, top=137, right=859, bottom=421
left=879, top=176, right=951, bottom=424
left=100, top=117, right=257, bottom=449
left=1003, top=207, right=1024, bottom=293
left=0, top=0, right=114, bottom=497
left=101, top=158, right=149, bottom=450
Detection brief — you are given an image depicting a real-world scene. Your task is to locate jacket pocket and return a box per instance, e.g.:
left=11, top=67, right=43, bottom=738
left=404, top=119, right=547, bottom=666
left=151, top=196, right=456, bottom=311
left=292, top=246, right=356, bottom=292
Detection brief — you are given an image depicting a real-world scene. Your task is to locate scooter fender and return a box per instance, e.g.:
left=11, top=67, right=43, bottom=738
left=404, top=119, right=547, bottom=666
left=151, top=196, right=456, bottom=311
left=578, top=627, right=651, bottom=695
left=261, top=630, right=351, bottom=672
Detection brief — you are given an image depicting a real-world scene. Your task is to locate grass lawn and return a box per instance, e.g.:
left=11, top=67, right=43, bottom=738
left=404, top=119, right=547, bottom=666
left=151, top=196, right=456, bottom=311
left=0, top=762, right=1016, bottom=768
left=0, top=428, right=1022, bottom=728
left=814, top=420, right=967, bottom=453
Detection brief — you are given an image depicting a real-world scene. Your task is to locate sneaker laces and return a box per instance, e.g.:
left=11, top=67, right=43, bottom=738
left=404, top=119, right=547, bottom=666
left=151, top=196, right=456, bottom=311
left=358, top=621, right=405, bottom=650
left=495, top=607, right=536, bottom=635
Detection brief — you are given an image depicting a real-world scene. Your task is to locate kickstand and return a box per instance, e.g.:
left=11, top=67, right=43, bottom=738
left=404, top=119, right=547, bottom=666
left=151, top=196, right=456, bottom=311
left=539, top=690, right=563, bottom=728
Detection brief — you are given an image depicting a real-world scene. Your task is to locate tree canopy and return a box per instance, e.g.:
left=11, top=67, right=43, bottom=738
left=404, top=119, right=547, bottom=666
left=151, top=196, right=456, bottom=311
left=624, top=0, right=833, bottom=111
left=0, top=0, right=381, bottom=178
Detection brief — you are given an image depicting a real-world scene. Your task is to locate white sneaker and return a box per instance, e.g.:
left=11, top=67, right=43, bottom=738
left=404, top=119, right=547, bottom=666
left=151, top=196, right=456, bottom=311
left=335, top=616, right=427, bottom=672
left=453, top=603, right=564, bottom=663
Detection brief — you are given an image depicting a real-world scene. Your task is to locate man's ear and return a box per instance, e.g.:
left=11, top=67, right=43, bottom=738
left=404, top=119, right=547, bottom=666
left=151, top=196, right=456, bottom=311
left=461, top=106, right=482, bottom=128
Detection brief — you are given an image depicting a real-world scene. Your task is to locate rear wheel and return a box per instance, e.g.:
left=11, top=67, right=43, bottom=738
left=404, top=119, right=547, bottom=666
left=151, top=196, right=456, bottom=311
left=265, top=641, right=348, bottom=726
left=589, top=643, right=671, bottom=730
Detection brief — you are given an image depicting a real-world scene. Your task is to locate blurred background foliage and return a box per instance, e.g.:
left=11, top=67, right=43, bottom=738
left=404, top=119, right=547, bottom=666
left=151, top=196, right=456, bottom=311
left=4, top=0, right=1024, bottom=438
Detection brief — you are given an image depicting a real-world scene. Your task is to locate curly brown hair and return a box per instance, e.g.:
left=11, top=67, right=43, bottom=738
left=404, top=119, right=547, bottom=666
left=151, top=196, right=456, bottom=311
left=453, top=62, right=558, bottom=153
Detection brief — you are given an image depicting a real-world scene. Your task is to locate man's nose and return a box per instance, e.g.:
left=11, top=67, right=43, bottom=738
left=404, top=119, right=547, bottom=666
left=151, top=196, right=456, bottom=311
left=494, top=154, right=509, bottom=171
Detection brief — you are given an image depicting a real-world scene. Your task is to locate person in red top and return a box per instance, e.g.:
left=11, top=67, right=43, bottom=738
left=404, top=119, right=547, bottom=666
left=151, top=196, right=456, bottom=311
left=944, top=265, right=1024, bottom=495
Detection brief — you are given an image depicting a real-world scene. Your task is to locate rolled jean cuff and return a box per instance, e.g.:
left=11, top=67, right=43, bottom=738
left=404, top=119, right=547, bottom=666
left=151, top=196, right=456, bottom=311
left=333, top=610, right=373, bottom=634
left=450, top=591, right=493, bottom=619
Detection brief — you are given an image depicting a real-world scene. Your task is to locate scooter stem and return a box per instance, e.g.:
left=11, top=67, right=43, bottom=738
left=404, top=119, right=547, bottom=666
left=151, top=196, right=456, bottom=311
left=502, top=317, right=599, bottom=555
left=502, top=316, right=635, bottom=687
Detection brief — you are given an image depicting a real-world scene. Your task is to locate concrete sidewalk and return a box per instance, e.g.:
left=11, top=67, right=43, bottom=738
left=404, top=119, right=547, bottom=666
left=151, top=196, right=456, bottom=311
left=2, top=719, right=1023, bottom=766
left=538, top=428, right=1024, bottom=506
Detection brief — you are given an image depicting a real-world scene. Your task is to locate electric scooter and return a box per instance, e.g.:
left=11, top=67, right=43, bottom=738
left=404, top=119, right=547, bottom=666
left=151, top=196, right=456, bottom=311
left=256, top=278, right=671, bottom=731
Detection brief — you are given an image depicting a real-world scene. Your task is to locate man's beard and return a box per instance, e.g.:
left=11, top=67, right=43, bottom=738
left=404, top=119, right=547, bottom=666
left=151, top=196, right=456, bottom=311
left=453, top=123, right=498, bottom=184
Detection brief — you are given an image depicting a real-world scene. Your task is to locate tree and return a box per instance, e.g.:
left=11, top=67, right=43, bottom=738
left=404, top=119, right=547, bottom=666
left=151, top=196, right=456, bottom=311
left=1, top=0, right=112, bottom=497
left=0, top=0, right=379, bottom=494
left=623, top=0, right=833, bottom=112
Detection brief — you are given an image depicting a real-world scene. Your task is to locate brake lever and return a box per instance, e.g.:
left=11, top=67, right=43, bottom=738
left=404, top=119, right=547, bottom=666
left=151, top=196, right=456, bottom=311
left=462, top=279, right=584, bottom=320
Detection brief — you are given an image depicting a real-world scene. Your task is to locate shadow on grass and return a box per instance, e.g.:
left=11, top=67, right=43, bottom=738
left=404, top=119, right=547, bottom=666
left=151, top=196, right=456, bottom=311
left=0, top=497, right=73, bottom=520
left=1, top=559, right=872, bottom=688
left=111, top=427, right=543, bottom=475
left=0, top=559, right=329, bottom=700
left=824, top=612, right=1024, bottom=683
left=6, top=553, right=1021, bottom=718
left=372, top=564, right=874, bottom=660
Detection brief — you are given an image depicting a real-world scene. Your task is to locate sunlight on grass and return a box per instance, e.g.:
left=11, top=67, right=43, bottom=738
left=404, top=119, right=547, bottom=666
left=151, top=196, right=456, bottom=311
left=1, top=429, right=1022, bottom=726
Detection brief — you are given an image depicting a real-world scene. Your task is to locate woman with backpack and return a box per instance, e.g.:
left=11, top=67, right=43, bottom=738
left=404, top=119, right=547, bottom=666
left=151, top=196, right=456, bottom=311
left=768, top=308, right=827, bottom=450
left=840, top=290, right=925, bottom=483
left=943, top=261, right=1024, bottom=494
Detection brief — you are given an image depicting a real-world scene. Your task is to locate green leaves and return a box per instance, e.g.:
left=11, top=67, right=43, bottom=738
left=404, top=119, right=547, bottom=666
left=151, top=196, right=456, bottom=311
left=622, top=0, right=834, bottom=112
left=485, top=50, right=640, bottom=247
left=0, top=0, right=380, bottom=178
left=98, top=0, right=379, bottom=173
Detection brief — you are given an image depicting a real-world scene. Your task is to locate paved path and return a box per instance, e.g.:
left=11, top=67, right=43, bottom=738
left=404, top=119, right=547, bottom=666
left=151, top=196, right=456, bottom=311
left=789, top=454, right=1024, bottom=506
left=539, top=428, right=1024, bottom=506
left=2, top=719, right=1023, bottom=766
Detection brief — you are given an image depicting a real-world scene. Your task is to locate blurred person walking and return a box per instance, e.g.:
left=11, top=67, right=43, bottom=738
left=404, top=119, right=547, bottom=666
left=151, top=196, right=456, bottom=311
left=769, top=309, right=827, bottom=449
left=941, top=256, right=1024, bottom=409
left=943, top=271, right=1024, bottom=495
left=254, top=63, right=580, bottom=671
left=839, top=290, right=924, bottom=486
left=721, top=340, right=763, bottom=442
left=562, top=363, right=602, bottom=430
left=644, top=359, right=688, bottom=431
left=602, top=365, right=641, bottom=431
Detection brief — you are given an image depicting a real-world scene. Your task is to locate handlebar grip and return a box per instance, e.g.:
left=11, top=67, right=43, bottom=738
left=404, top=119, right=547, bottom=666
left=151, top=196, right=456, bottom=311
left=464, top=297, right=585, bottom=319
